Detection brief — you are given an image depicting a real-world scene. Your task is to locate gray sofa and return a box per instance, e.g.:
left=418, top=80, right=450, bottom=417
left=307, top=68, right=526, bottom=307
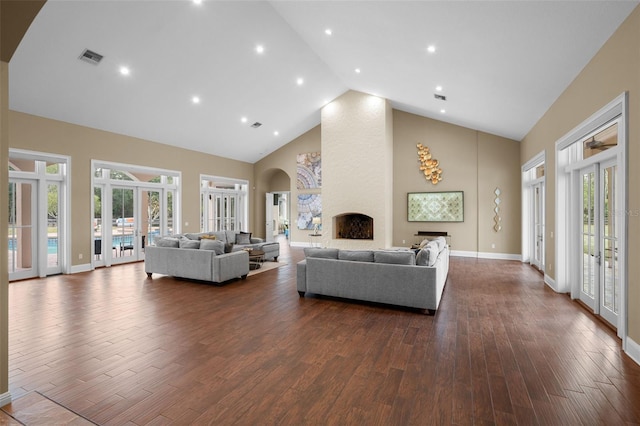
left=296, top=237, right=449, bottom=313
left=144, top=230, right=279, bottom=283
left=145, top=245, right=249, bottom=283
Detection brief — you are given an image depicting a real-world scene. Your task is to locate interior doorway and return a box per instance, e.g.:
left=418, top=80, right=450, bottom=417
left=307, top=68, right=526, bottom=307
left=266, top=192, right=290, bottom=243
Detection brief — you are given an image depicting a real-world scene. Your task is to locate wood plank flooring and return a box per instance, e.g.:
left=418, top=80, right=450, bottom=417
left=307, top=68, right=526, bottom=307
left=4, top=240, right=640, bottom=425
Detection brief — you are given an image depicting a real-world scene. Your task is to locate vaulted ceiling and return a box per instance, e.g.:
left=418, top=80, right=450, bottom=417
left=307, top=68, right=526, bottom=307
left=8, top=0, right=638, bottom=163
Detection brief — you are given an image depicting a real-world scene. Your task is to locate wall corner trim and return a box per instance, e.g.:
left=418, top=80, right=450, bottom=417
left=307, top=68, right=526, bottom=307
left=0, top=392, right=12, bottom=407
left=544, top=274, right=557, bottom=291
left=625, top=336, right=640, bottom=367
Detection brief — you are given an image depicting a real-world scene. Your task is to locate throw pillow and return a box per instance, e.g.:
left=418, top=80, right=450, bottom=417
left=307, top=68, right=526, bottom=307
left=179, top=238, right=200, bottom=249
left=416, top=248, right=430, bottom=266
left=184, top=233, right=202, bottom=241
left=200, top=235, right=217, bottom=240
left=236, top=232, right=252, bottom=245
left=374, top=250, right=416, bottom=265
left=224, top=243, right=235, bottom=253
left=200, top=239, right=224, bottom=254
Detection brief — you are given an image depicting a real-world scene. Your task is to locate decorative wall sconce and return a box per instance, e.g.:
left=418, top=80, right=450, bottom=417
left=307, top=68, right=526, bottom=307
left=417, top=143, right=443, bottom=184
left=493, top=188, right=502, bottom=232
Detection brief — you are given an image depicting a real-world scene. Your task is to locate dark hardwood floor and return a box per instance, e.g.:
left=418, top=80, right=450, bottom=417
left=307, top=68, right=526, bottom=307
left=4, top=239, right=640, bottom=425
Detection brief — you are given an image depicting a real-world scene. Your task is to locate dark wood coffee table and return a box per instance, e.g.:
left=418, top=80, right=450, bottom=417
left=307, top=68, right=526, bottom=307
left=247, top=249, right=265, bottom=270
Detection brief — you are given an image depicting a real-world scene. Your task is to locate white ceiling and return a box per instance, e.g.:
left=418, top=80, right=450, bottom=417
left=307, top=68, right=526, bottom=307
left=9, top=0, right=638, bottom=164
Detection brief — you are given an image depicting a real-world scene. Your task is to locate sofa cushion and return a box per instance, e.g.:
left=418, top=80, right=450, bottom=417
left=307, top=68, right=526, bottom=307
left=200, top=239, right=224, bottom=254
left=225, top=230, right=237, bottom=244
left=179, top=238, right=201, bottom=249
left=184, top=233, right=203, bottom=241
left=338, top=250, right=374, bottom=262
left=236, top=232, right=252, bottom=245
left=416, top=248, right=429, bottom=266
left=155, top=237, right=180, bottom=248
left=374, top=250, right=416, bottom=265
left=225, top=243, right=235, bottom=253
left=304, top=247, right=339, bottom=259
left=211, top=231, right=227, bottom=242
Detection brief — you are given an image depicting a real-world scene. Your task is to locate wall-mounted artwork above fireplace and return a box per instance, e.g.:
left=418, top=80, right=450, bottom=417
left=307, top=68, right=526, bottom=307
left=408, top=191, right=464, bottom=222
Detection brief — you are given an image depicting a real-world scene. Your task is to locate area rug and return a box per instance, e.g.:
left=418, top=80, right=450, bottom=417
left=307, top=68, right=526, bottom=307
left=248, top=261, right=286, bottom=277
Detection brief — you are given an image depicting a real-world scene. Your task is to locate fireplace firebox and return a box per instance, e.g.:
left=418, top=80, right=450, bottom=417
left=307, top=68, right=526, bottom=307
left=334, top=213, right=373, bottom=240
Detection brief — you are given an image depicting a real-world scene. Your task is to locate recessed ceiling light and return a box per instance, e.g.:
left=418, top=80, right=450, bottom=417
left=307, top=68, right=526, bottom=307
left=193, top=0, right=202, bottom=4
left=440, top=109, right=446, bottom=114
left=427, top=45, right=436, bottom=53
left=354, top=68, right=361, bottom=74
left=296, top=77, right=304, bottom=86
left=192, top=96, right=200, bottom=104
left=119, top=66, right=130, bottom=76
left=274, top=131, right=279, bottom=136
left=256, top=45, right=264, bottom=54
left=241, top=117, right=248, bottom=123
left=325, top=28, right=332, bottom=36
left=435, top=85, right=443, bottom=92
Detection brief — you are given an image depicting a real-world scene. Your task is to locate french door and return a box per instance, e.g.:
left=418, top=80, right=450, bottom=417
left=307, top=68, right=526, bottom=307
left=579, top=161, right=619, bottom=327
left=109, top=186, right=161, bottom=264
left=531, top=182, right=544, bottom=270
left=8, top=179, right=37, bottom=280
left=202, top=191, right=241, bottom=232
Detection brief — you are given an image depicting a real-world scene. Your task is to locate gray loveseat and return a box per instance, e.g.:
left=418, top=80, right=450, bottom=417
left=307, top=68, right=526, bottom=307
left=296, top=237, right=449, bottom=313
left=145, top=245, right=249, bottom=283
left=144, top=230, right=279, bottom=284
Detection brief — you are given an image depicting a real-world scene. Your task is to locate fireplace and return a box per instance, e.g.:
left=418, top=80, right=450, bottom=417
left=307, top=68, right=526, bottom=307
left=334, top=213, right=374, bottom=240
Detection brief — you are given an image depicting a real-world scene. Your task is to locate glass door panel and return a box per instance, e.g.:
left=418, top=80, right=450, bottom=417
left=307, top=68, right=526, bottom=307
left=580, top=168, right=597, bottom=310
left=46, top=182, right=61, bottom=274
left=112, top=187, right=136, bottom=262
left=93, top=186, right=104, bottom=266
left=140, top=188, right=161, bottom=251
left=532, top=183, right=544, bottom=270
left=601, top=164, right=618, bottom=326
left=9, top=180, right=37, bottom=280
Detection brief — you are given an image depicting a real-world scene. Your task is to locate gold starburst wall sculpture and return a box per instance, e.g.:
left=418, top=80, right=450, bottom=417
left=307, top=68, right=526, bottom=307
left=417, top=143, right=443, bottom=184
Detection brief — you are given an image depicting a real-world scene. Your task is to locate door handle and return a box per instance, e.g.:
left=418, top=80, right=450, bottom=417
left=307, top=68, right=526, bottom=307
left=595, top=252, right=602, bottom=265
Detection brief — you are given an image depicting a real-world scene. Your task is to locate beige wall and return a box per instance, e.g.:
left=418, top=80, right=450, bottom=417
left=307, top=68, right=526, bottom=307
left=9, top=111, right=255, bottom=266
left=520, top=6, right=640, bottom=341
left=393, top=110, right=521, bottom=254
left=254, top=125, right=320, bottom=243
left=256, top=108, right=521, bottom=255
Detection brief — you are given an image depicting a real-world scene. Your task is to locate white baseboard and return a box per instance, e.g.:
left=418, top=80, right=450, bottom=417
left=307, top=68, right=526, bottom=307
left=625, top=336, right=640, bottom=366
left=0, top=391, right=12, bottom=407
left=450, top=250, right=520, bottom=261
left=477, top=252, right=521, bottom=261
left=544, top=274, right=558, bottom=292
left=70, top=263, right=92, bottom=274
left=450, top=250, right=477, bottom=258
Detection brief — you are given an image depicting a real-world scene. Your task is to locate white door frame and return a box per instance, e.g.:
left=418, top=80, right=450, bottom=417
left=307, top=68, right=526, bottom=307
left=555, top=92, right=627, bottom=346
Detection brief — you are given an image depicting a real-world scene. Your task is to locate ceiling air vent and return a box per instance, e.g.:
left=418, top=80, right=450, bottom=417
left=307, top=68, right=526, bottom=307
left=79, top=49, right=103, bottom=65
left=250, top=122, right=262, bottom=128
left=434, top=94, right=446, bottom=101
